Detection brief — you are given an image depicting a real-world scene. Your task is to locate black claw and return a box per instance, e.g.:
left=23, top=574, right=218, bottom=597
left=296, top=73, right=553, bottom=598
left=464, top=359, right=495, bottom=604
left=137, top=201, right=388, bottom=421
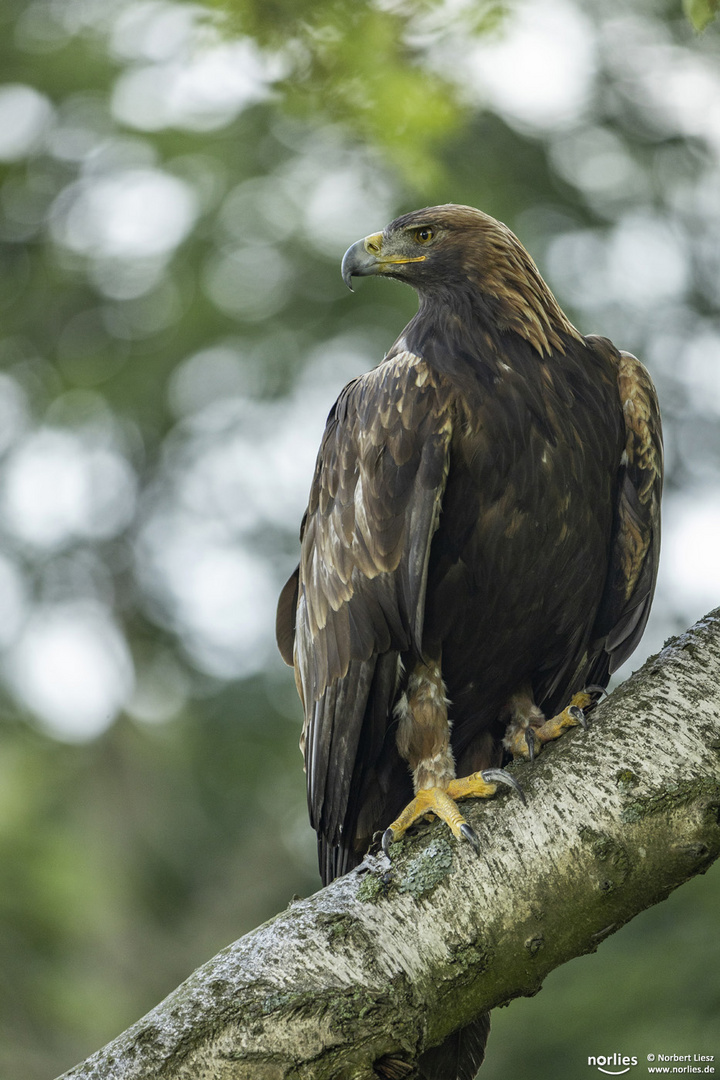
left=381, top=827, right=394, bottom=855
left=460, top=822, right=482, bottom=854
left=568, top=704, right=588, bottom=730
left=481, top=767, right=528, bottom=807
left=524, top=725, right=536, bottom=763
left=584, top=684, right=608, bottom=700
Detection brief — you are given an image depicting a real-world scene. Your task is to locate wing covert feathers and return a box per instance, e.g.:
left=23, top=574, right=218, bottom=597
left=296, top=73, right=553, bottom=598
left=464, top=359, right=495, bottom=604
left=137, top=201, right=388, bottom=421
left=596, top=350, right=663, bottom=672
left=294, top=352, right=453, bottom=856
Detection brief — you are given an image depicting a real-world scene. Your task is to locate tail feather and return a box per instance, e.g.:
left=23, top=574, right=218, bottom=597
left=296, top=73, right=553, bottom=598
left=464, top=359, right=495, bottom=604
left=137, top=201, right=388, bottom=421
left=373, top=1013, right=491, bottom=1080
left=417, top=1013, right=491, bottom=1080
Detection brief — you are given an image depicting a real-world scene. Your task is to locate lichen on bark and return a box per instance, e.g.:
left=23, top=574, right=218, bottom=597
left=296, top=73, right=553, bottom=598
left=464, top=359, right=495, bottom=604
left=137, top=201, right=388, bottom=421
left=57, top=609, right=720, bottom=1080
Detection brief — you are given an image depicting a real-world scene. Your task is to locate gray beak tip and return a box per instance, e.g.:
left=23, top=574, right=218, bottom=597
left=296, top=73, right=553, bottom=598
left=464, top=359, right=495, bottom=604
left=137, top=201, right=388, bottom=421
left=341, top=236, right=380, bottom=293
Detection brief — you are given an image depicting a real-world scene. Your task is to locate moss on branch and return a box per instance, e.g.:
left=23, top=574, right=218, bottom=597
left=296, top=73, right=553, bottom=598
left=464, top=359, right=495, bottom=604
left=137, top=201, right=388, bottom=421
left=58, top=610, right=720, bottom=1080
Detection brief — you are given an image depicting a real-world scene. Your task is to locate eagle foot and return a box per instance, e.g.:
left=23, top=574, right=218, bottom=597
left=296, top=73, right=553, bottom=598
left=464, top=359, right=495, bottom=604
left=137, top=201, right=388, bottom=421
left=507, top=690, right=596, bottom=761
left=381, top=769, right=524, bottom=855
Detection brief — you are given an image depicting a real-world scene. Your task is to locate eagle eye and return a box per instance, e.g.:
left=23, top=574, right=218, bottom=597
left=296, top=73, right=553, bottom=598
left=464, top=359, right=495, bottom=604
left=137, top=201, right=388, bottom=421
left=414, top=227, right=434, bottom=244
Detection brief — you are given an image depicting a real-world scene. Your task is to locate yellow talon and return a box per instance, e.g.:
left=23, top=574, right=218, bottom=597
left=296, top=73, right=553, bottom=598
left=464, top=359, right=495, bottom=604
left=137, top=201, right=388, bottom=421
left=534, top=691, right=592, bottom=743
left=507, top=690, right=594, bottom=761
left=446, top=772, right=498, bottom=801
left=383, top=786, right=471, bottom=844
left=381, top=772, right=506, bottom=855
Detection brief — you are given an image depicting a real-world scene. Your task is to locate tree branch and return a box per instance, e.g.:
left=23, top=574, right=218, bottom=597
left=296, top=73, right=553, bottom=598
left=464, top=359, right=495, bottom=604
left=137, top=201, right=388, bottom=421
left=58, top=611, right=720, bottom=1080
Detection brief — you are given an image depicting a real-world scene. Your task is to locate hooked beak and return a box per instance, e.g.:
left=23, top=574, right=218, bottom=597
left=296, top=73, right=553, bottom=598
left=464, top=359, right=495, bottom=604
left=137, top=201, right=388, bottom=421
left=341, top=233, right=384, bottom=291
left=341, top=231, right=427, bottom=291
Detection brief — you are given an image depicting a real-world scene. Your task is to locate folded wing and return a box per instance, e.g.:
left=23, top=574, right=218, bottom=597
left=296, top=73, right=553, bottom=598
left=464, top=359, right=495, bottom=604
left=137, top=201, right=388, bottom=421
left=591, top=349, right=663, bottom=679
left=276, top=351, right=454, bottom=879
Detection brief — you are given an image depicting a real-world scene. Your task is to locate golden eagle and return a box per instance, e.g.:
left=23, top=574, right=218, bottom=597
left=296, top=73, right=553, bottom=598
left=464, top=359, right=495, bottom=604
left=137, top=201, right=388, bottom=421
left=276, top=204, right=662, bottom=1077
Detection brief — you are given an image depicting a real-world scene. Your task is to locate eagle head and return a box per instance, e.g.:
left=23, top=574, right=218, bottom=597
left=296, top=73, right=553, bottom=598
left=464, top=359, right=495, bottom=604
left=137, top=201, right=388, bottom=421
left=341, top=203, right=580, bottom=355
left=341, top=204, right=517, bottom=293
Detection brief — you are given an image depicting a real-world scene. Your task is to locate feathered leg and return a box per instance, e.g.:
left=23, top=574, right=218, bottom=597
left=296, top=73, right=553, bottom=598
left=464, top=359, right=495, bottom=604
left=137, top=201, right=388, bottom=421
left=382, top=661, right=523, bottom=853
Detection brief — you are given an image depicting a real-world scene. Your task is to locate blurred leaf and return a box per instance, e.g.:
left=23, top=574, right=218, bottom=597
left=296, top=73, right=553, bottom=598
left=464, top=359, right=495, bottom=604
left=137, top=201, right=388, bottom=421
left=207, top=0, right=506, bottom=187
left=683, top=0, right=720, bottom=30
left=1, top=0, right=720, bottom=1076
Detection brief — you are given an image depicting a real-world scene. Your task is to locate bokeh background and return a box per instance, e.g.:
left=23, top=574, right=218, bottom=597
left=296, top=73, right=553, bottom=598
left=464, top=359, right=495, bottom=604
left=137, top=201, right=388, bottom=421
left=0, top=0, right=719, bottom=1076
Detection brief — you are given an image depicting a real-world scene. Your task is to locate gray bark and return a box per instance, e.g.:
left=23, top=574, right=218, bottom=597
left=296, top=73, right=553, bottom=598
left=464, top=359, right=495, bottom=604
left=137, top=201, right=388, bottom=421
left=58, top=610, right=720, bottom=1080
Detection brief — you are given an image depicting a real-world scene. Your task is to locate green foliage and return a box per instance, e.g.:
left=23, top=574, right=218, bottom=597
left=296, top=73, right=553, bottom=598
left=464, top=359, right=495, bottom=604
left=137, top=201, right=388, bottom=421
left=207, top=0, right=505, bottom=187
left=0, top=0, right=719, bottom=1077
left=683, top=0, right=720, bottom=30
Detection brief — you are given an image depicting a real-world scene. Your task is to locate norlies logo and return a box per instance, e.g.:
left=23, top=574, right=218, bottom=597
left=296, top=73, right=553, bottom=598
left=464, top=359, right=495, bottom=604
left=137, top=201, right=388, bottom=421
left=588, top=1053, right=639, bottom=1075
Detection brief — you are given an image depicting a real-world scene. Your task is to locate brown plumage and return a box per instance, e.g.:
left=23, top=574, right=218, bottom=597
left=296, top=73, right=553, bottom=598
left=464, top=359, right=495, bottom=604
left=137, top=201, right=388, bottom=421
left=276, top=205, right=662, bottom=1078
